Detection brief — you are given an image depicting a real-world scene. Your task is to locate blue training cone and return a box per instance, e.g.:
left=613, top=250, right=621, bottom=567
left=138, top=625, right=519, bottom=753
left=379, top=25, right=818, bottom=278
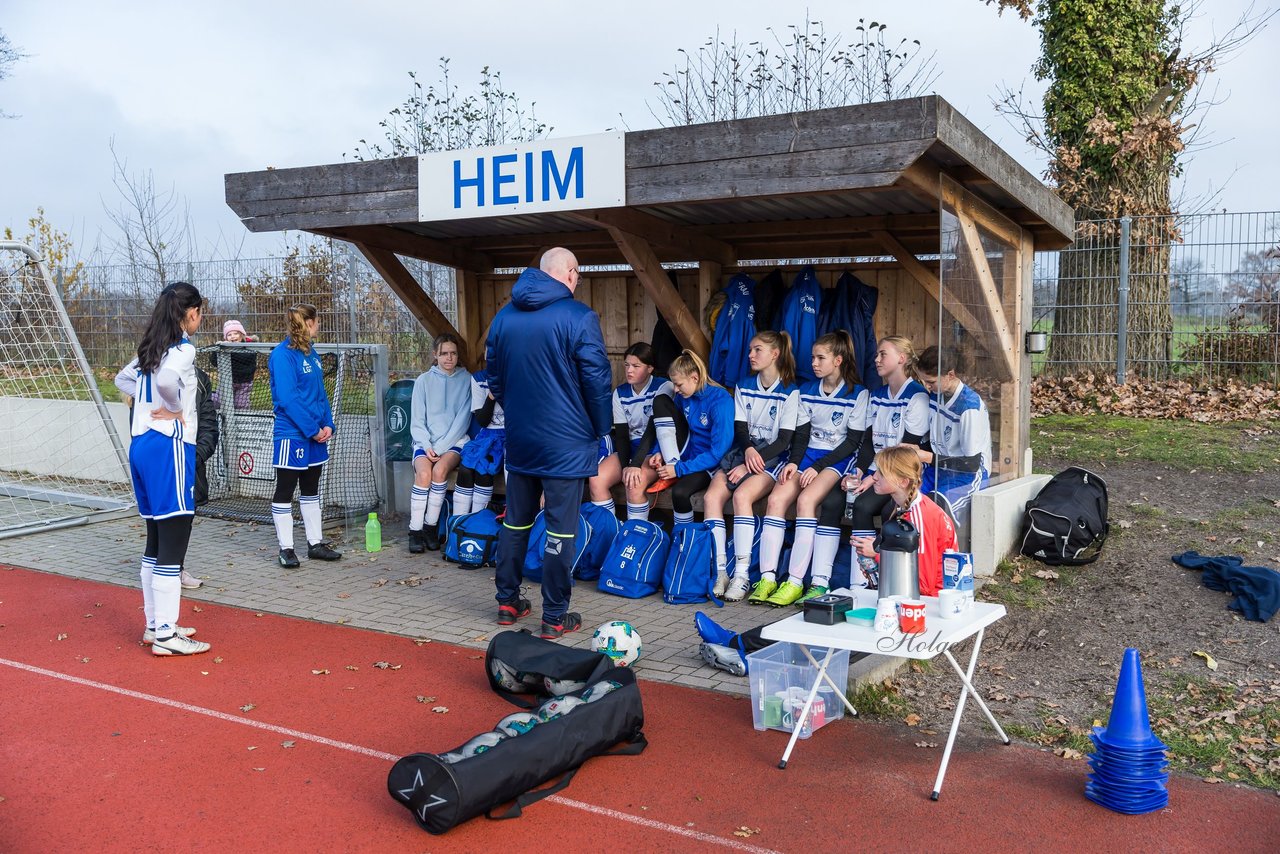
left=1085, top=647, right=1169, bottom=815
left=1095, top=647, right=1162, bottom=749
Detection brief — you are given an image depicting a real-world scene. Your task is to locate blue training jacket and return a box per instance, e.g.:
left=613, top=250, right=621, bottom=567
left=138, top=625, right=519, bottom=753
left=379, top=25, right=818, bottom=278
left=269, top=338, right=334, bottom=441
left=775, top=266, right=823, bottom=383
left=673, top=385, right=735, bottom=477
left=710, top=274, right=757, bottom=388
left=485, top=267, right=613, bottom=478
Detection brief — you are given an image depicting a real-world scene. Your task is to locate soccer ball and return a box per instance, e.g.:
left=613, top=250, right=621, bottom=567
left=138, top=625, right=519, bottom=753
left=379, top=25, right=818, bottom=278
left=543, top=676, right=588, bottom=696
left=495, top=712, right=541, bottom=737
left=580, top=680, right=623, bottom=703
left=458, top=731, right=507, bottom=758
left=537, top=695, right=586, bottom=722
left=591, top=621, right=643, bottom=667
left=490, top=658, right=533, bottom=693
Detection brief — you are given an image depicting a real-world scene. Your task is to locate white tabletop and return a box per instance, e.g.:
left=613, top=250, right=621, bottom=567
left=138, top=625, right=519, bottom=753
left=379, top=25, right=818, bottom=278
left=759, top=588, right=1006, bottom=660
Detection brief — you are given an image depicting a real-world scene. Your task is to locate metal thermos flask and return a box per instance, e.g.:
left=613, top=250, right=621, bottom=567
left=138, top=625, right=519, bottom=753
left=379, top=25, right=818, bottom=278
left=876, top=516, right=920, bottom=600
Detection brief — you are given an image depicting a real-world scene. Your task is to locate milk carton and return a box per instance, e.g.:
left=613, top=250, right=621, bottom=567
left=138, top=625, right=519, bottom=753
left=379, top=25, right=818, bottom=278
left=943, top=550, right=974, bottom=610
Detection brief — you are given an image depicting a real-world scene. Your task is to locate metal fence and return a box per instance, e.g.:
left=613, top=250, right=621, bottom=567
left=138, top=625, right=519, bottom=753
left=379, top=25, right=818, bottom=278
left=55, top=244, right=455, bottom=379
left=1033, top=211, right=1280, bottom=383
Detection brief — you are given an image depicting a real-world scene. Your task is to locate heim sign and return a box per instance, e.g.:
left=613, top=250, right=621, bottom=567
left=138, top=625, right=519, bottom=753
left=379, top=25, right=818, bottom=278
left=418, top=133, right=625, bottom=222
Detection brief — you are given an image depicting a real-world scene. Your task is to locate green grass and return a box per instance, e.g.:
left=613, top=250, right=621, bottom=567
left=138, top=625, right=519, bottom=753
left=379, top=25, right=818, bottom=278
left=977, top=555, right=1089, bottom=610
left=1032, top=414, right=1280, bottom=471
left=849, top=679, right=913, bottom=720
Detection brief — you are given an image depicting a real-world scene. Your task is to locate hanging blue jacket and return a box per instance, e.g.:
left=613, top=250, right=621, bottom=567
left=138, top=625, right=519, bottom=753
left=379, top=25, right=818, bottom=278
left=485, top=267, right=613, bottom=478
left=673, top=384, right=736, bottom=477
left=710, top=274, right=756, bottom=388
left=819, top=272, right=881, bottom=391
left=775, top=266, right=823, bottom=383
left=269, top=338, right=334, bottom=442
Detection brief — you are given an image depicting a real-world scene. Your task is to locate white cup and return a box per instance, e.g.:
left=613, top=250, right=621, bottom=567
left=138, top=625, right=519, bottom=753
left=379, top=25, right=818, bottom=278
left=874, top=596, right=900, bottom=633
left=937, top=589, right=965, bottom=620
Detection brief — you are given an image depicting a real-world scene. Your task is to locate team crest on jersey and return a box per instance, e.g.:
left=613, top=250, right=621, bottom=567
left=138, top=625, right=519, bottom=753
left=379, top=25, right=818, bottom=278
left=891, top=412, right=901, bottom=428
left=699, top=412, right=708, bottom=426
left=832, top=411, right=844, bottom=426
left=944, top=425, right=953, bottom=442
left=302, top=360, right=312, bottom=373
left=768, top=404, right=777, bottom=419
left=643, top=404, right=652, bottom=417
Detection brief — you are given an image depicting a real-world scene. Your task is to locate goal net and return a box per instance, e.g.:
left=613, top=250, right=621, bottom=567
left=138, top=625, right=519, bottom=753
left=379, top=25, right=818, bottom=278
left=0, top=242, right=135, bottom=539
left=196, top=341, right=387, bottom=525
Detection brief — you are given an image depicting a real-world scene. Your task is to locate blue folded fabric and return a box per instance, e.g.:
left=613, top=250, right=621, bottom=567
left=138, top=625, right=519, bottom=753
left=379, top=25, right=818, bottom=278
left=1172, top=550, right=1280, bottom=622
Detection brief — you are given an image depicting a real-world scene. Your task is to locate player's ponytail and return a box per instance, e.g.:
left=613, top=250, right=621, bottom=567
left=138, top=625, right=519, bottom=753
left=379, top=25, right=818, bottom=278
left=875, top=445, right=922, bottom=511
left=751, top=330, right=796, bottom=386
left=669, top=349, right=711, bottom=395
left=880, top=335, right=918, bottom=377
left=287, top=303, right=318, bottom=353
left=137, top=282, right=203, bottom=374
left=815, top=330, right=860, bottom=388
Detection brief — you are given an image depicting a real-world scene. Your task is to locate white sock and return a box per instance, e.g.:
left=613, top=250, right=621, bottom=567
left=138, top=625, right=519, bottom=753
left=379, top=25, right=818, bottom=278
left=674, top=509, right=694, bottom=525
left=850, top=529, right=876, bottom=587
left=140, top=556, right=156, bottom=628
left=453, top=486, right=474, bottom=517
left=592, top=498, right=616, bottom=516
left=707, top=518, right=727, bottom=571
left=759, top=516, right=787, bottom=577
left=409, top=485, right=429, bottom=530
left=425, top=481, right=447, bottom=526
left=732, top=516, right=756, bottom=578
left=472, top=485, right=494, bottom=514
left=654, top=416, right=680, bottom=463
left=152, top=564, right=182, bottom=636
left=272, top=502, right=295, bottom=549
left=627, top=501, right=650, bottom=521
left=811, top=526, right=841, bottom=589
left=299, top=494, right=322, bottom=545
left=786, top=518, right=817, bottom=584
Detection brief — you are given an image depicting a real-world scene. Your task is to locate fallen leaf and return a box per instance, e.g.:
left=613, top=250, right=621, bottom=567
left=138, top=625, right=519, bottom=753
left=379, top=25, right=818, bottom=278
left=373, top=661, right=391, bottom=669
left=56, top=633, right=68, bottom=641
left=247, top=746, right=257, bottom=751
left=1011, top=573, right=1023, bottom=584
left=413, top=638, right=432, bottom=646
left=371, top=578, right=389, bottom=588
left=200, top=671, right=209, bottom=676
left=904, top=713, right=921, bottom=727
left=915, top=741, right=939, bottom=748
left=1116, top=520, right=1134, bottom=529
left=1033, top=569, right=1059, bottom=580
left=281, top=741, right=295, bottom=749
left=253, top=767, right=265, bottom=772
left=240, top=703, right=257, bottom=713
left=432, top=706, right=449, bottom=714
left=1202, top=776, right=1224, bottom=784
left=1056, top=747, right=1084, bottom=760
left=345, top=665, right=358, bottom=671
left=732, top=826, right=761, bottom=838
left=337, top=593, right=351, bottom=599
left=80, top=657, right=90, bottom=663
left=192, top=605, right=203, bottom=612
left=214, top=657, right=224, bottom=664
left=311, top=669, right=330, bottom=675
left=391, top=664, right=403, bottom=671
left=255, top=613, right=264, bottom=617
left=1193, top=651, right=1219, bottom=671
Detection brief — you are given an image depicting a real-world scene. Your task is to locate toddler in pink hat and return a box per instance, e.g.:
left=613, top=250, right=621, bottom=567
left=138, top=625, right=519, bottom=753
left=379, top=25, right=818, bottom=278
left=223, top=320, right=258, bottom=408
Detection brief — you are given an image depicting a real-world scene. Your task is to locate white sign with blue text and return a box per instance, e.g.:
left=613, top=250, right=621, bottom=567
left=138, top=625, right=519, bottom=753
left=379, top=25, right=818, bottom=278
left=417, top=133, right=626, bottom=222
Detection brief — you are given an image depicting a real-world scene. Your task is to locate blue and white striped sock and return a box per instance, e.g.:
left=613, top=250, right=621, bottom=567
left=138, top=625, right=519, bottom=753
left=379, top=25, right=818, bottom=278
left=471, top=485, right=493, bottom=514
left=627, top=501, right=650, bottom=521
left=731, top=516, right=757, bottom=579
left=409, top=485, right=430, bottom=531
left=673, top=509, right=694, bottom=525
left=759, top=515, right=788, bottom=578
left=271, top=502, right=295, bottom=549
left=299, top=493, right=322, bottom=545
left=592, top=498, right=616, bottom=517
left=152, top=563, right=182, bottom=638
left=811, top=526, right=843, bottom=589
left=785, top=518, right=818, bottom=584
left=425, top=481, right=448, bottom=526
left=707, top=517, right=727, bottom=571
left=140, top=556, right=157, bottom=628
left=453, top=486, right=474, bottom=517
left=654, top=416, right=680, bottom=463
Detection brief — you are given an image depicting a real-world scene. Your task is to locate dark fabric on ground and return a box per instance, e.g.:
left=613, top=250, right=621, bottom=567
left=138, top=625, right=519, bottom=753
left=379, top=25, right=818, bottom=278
left=1172, top=550, right=1280, bottom=622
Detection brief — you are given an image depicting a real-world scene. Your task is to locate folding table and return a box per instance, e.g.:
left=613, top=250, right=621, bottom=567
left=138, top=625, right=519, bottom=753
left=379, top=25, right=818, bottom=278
left=760, top=587, right=1010, bottom=799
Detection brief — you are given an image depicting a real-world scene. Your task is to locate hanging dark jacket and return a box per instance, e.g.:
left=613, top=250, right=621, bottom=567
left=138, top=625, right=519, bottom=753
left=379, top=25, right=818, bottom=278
left=710, top=274, right=757, bottom=389
left=194, top=367, right=219, bottom=505
left=485, top=267, right=613, bottom=478
left=820, top=272, right=881, bottom=391
left=775, top=266, right=823, bottom=383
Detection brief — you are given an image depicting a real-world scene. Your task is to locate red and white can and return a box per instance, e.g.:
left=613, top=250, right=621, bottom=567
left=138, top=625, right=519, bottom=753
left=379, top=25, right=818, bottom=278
left=897, top=598, right=926, bottom=634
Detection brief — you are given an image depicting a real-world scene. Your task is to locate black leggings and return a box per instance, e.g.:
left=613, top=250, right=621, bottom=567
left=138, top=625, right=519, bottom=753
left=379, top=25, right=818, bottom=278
left=144, top=516, right=194, bottom=567
left=815, top=482, right=892, bottom=528
left=455, top=467, right=494, bottom=489
left=652, top=395, right=708, bottom=515
left=273, top=465, right=322, bottom=503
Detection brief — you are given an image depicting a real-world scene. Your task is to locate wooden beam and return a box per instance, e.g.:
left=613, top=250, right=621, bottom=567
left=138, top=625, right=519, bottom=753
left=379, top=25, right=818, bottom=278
left=352, top=241, right=463, bottom=342
left=697, top=261, right=721, bottom=329
left=454, top=268, right=483, bottom=370
left=870, top=230, right=989, bottom=349
left=565, top=208, right=735, bottom=267
left=696, top=213, right=938, bottom=241
left=952, top=206, right=1017, bottom=383
left=606, top=227, right=710, bottom=356
left=315, top=225, right=494, bottom=275
left=940, top=176, right=1024, bottom=251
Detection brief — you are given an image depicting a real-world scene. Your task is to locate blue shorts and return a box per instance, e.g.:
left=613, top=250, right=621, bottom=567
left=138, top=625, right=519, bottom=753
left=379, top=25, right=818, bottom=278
left=597, top=436, right=614, bottom=465
left=798, top=447, right=852, bottom=475
left=413, top=443, right=464, bottom=462
left=924, top=465, right=987, bottom=520
left=275, top=437, right=330, bottom=470
left=130, top=430, right=197, bottom=519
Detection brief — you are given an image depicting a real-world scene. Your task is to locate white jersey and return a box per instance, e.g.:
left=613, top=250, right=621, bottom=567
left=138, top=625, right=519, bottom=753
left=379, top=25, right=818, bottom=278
left=471, top=375, right=505, bottom=430
left=116, top=340, right=198, bottom=445
left=929, top=381, right=991, bottom=473
left=612, top=376, right=673, bottom=443
left=797, top=379, right=869, bottom=452
left=734, top=375, right=802, bottom=446
left=866, top=379, right=931, bottom=458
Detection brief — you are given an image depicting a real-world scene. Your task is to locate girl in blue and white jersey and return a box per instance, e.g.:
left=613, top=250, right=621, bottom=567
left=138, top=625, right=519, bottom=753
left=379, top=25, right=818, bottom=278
left=593, top=342, right=672, bottom=520
left=113, top=282, right=210, bottom=656
left=914, top=346, right=990, bottom=529
left=701, top=331, right=803, bottom=602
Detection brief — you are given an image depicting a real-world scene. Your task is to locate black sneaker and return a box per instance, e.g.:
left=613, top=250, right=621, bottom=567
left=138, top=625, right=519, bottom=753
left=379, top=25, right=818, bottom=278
left=307, top=541, right=343, bottom=561
left=497, top=598, right=532, bottom=627
left=423, top=526, right=441, bottom=551
left=539, top=612, right=583, bottom=640
left=278, top=548, right=300, bottom=568
left=408, top=529, right=425, bottom=554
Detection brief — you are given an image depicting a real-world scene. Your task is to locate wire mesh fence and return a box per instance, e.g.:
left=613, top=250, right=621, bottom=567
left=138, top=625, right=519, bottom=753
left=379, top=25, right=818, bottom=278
left=1033, top=211, right=1280, bottom=383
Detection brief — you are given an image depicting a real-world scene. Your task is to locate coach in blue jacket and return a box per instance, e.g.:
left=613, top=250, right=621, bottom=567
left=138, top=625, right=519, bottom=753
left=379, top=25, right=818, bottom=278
left=486, top=247, right=613, bottom=639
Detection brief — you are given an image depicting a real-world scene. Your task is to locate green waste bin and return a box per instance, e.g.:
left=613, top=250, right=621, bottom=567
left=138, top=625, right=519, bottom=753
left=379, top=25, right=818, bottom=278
left=384, top=379, right=415, bottom=462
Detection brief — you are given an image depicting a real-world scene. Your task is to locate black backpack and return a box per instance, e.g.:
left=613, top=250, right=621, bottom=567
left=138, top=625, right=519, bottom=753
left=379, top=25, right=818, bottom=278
left=1020, top=467, right=1109, bottom=566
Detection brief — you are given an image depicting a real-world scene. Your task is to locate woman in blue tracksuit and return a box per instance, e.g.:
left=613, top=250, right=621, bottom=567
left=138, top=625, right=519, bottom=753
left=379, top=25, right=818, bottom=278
left=629, top=348, right=735, bottom=531
left=268, top=303, right=341, bottom=568
left=114, top=281, right=210, bottom=656
left=914, top=346, right=990, bottom=529
left=596, top=341, right=673, bottom=520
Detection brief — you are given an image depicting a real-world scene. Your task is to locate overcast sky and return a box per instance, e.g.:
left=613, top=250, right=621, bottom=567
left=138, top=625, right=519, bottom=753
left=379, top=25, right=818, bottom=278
left=1, top=0, right=1275, bottom=261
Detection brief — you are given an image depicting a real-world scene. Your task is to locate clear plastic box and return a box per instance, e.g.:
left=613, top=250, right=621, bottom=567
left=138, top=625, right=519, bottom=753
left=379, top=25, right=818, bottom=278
left=748, top=642, right=850, bottom=739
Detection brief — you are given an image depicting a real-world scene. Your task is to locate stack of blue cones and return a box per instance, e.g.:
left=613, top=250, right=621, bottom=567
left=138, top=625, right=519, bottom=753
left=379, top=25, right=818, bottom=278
left=1086, top=647, right=1170, bottom=814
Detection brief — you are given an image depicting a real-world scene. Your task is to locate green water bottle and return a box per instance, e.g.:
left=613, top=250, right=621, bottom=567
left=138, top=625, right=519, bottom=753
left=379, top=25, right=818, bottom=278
left=365, top=512, right=382, bottom=552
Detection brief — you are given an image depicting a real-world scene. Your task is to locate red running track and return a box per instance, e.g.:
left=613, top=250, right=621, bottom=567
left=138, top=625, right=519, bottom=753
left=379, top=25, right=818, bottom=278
left=0, top=564, right=1275, bottom=853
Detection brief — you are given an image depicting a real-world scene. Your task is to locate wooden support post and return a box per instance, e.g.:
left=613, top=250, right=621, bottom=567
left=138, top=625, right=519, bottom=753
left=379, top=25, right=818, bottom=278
left=1004, top=232, right=1035, bottom=478
left=697, top=261, right=721, bottom=330
left=606, top=227, right=710, bottom=356
left=567, top=208, right=735, bottom=267
left=352, top=241, right=464, bottom=342
left=455, top=268, right=482, bottom=370
left=953, top=207, right=1017, bottom=382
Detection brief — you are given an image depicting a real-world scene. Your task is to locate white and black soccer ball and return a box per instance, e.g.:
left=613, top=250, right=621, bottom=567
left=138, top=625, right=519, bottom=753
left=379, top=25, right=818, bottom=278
left=437, top=751, right=467, bottom=764
left=459, top=731, right=507, bottom=758
left=495, top=712, right=541, bottom=737
left=591, top=620, right=643, bottom=667
left=580, top=680, right=623, bottom=703
left=543, top=675, right=588, bottom=696
left=490, top=658, right=531, bottom=693
left=537, top=695, right=586, bottom=722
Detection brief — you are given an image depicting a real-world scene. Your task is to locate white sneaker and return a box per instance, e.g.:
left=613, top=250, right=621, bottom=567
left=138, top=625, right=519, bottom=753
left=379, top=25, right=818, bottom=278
left=724, top=574, right=750, bottom=602
left=180, top=569, right=203, bottom=590
left=151, top=633, right=211, bottom=656
left=141, top=625, right=197, bottom=644
left=712, top=569, right=730, bottom=598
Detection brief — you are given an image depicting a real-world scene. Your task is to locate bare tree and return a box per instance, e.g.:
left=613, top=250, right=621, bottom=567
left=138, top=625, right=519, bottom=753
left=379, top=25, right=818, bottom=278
left=103, top=138, right=195, bottom=286
left=648, top=16, right=940, bottom=126
left=1, top=29, right=25, bottom=118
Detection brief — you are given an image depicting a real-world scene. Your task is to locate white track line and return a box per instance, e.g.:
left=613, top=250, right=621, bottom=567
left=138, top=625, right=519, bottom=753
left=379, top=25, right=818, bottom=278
left=0, top=656, right=780, bottom=854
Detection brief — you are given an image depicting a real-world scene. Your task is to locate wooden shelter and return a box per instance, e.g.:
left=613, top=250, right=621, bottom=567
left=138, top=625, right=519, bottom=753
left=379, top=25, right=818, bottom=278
left=225, top=95, right=1072, bottom=485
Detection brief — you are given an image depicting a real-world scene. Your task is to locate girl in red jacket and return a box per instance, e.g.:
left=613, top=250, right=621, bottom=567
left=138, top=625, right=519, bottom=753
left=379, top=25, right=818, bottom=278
left=851, top=444, right=956, bottom=596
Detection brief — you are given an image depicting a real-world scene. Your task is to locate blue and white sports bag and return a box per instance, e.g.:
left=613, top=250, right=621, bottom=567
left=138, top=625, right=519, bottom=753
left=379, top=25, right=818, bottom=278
left=597, top=520, right=670, bottom=599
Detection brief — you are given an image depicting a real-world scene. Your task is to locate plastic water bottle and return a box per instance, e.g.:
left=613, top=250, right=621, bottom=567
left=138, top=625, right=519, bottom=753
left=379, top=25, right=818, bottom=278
left=365, top=512, right=382, bottom=552
left=843, top=481, right=857, bottom=524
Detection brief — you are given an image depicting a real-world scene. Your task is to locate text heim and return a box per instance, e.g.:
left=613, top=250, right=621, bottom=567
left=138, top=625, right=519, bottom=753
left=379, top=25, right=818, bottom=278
left=453, top=147, right=584, bottom=209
